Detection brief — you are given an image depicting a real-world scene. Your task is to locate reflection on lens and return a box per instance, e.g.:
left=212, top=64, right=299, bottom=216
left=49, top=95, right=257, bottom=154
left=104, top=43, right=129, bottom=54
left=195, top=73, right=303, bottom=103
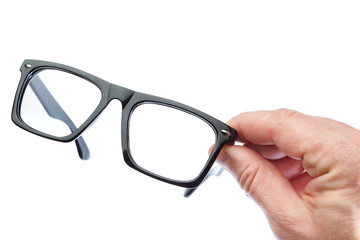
left=129, top=103, right=216, bottom=181
left=20, top=69, right=101, bottom=137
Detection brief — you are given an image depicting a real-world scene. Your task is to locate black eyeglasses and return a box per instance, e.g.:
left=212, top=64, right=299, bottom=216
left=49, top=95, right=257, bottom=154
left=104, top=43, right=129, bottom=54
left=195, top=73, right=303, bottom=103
left=11, top=59, right=237, bottom=197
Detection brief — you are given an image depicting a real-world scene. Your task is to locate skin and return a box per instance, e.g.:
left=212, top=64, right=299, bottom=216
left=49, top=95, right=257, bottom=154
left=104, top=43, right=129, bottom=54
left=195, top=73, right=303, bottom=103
left=217, top=109, right=360, bottom=239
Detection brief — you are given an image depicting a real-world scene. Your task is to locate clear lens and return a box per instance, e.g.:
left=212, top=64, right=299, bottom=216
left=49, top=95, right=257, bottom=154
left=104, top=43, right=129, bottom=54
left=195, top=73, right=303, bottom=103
left=129, top=103, right=216, bottom=181
left=20, top=69, right=101, bottom=137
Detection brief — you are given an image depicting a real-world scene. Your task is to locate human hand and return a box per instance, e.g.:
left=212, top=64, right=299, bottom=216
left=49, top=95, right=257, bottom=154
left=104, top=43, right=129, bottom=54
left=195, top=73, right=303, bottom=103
left=217, top=109, right=360, bottom=239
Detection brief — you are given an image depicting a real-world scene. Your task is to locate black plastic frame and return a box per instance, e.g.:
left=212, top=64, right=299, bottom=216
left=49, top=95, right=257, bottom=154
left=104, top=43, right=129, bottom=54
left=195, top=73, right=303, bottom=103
left=12, top=59, right=236, bottom=189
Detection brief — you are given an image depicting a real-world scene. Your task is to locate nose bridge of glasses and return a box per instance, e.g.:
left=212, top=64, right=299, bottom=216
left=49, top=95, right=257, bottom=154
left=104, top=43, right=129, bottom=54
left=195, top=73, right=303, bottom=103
left=107, top=84, right=135, bottom=108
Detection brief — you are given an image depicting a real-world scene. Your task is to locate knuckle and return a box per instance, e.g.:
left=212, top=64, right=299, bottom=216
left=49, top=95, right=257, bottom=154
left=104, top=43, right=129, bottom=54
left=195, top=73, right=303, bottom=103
left=272, top=108, right=299, bottom=123
left=237, top=162, right=263, bottom=196
left=268, top=108, right=301, bottom=141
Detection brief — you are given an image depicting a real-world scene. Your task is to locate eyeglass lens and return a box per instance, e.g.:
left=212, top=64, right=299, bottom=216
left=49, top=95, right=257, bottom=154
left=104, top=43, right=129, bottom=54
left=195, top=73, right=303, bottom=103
left=129, top=103, right=216, bottom=181
left=20, top=69, right=101, bottom=137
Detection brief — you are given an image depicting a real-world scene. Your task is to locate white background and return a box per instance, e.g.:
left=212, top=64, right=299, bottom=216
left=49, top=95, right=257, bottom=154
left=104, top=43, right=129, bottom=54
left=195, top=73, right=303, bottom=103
left=1, top=1, right=359, bottom=239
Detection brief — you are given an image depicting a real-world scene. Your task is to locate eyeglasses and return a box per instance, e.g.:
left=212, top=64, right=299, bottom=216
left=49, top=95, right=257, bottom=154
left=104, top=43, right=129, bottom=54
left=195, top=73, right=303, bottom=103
left=11, top=59, right=236, bottom=197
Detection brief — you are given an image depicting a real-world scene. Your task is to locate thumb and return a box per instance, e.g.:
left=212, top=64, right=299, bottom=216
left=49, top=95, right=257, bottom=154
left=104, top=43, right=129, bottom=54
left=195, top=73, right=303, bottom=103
left=218, top=145, right=304, bottom=218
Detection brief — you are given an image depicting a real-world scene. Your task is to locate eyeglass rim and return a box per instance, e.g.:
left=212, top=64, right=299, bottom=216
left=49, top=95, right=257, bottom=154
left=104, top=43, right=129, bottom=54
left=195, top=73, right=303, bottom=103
left=11, top=59, right=237, bottom=188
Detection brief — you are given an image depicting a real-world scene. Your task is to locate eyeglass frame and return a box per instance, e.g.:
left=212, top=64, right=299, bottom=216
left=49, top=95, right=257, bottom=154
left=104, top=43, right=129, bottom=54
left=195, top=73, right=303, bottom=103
left=12, top=59, right=237, bottom=193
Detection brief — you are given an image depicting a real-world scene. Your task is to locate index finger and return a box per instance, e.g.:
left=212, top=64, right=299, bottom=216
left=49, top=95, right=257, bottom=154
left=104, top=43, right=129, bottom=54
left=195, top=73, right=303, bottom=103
left=227, top=109, right=330, bottom=160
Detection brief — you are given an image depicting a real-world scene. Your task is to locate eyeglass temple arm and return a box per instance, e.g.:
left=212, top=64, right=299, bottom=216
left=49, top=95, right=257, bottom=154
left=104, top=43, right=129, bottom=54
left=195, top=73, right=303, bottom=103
left=29, top=75, right=90, bottom=160
left=184, top=165, right=224, bottom=198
